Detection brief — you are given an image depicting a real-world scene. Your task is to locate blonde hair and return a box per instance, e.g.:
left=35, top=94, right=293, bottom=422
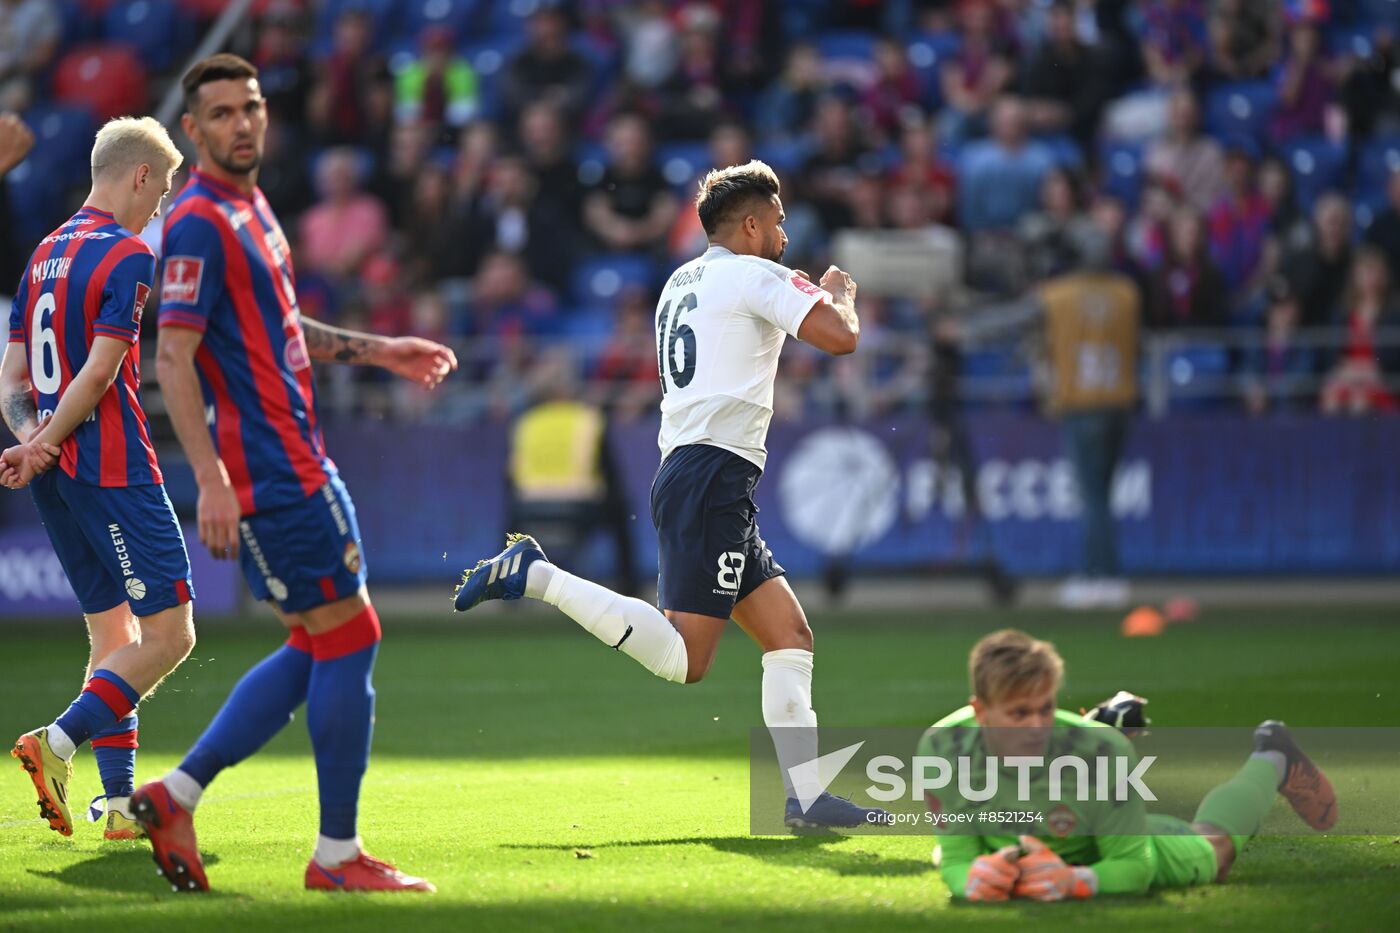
left=91, top=116, right=183, bottom=182
left=969, top=629, right=1064, bottom=704
left=695, top=159, right=780, bottom=235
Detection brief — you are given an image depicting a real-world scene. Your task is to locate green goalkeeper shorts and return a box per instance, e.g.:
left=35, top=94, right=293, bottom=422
left=1145, top=814, right=1218, bottom=888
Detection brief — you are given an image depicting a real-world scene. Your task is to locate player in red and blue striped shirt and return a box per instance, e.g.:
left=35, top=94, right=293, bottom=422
left=132, top=54, right=454, bottom=894
left=2, top=117, right=197, bottom=844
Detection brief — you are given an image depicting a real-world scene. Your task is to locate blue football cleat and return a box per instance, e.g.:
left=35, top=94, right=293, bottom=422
left=453, top=533, right=547, bottom=612
left=785, top=792, right=893, bottom=829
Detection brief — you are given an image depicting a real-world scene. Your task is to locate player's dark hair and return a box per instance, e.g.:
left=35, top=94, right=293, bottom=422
left=182, top=54, right=259, bottom=112
left=695, top=160, right=780, bottom=236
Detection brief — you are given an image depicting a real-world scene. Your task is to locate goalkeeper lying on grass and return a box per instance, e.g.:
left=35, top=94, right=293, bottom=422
left=920, top=629, right=1337, bottom=901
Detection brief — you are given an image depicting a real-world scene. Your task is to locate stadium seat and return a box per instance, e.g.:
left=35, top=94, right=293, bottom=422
left=1101, top=141, right=1146, bottom=210
left=1358, top=135, right=1400, bottom=192
left=570, top=254, right=657, bottom=306
left=1039, top=135, right=1084, bottom=169
left=56, top=0, right=104, bottom=51
left=1203, top=81, right=1277, bottom=142
left=754, top=139, right=811, bottom=175
left=403, top=0, right=481, bottom=40
left=906, top=32, right=960, bottom=109
left=104, top=0, right=189, bottom=73
left=1280, top=137, right=1349, bottom=212
left=1358, top=0, right=1400, bottom=26
left=815, top=30, right=877, bottom=64
left=6, top=160, right=69, bottom=249
left=489, top=0, right=548, bottom=39
left=313, top=0, right=400, bottom=49
left=1326, top=25, right=1376, bottom=59
left=1164, top=344, right=1232, bottom=412
left=51, top=44, right=149, bottom=123
left=656, top=142, right=711, bottom=192
left=21, top=105, right=96, bottom=188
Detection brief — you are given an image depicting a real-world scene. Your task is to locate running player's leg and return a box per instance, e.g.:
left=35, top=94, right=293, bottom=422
left=83, top=606, right=141, bottom=827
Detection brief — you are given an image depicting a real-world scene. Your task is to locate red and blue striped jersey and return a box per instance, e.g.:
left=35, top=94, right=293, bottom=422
left=157, top=168, right=333, bottom=515
left=7, top=207, right=162, bottom=487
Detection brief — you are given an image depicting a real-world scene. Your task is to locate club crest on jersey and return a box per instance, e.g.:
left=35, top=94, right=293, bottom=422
left=1045, top=804, right=1077, bottom=837
left=789, top=273, right=824, bottom=299
left=344, top=541, right=362, bottom=575
left=163, top=256, right=204, bottom=304
left=132, top=282, right=151, bottom=324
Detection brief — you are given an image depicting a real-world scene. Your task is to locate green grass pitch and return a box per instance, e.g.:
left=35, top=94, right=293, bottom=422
left=2, top=606, right=1399, bottom=931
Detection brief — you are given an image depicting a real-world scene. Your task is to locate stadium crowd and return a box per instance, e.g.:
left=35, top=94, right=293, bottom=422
left=3, top=0, right=1400, bottom=422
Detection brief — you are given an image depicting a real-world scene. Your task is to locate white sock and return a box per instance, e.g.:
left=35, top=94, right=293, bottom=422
left=532, top=563, right=688, bottom=684
left=315, top=834, right=362, bottom=868
left=106, top=794, right=132, bottom=818
left=762, top=649, right=821, bottom=802
left=45, top=724, right=77, bottom=761
left=163, top=769, right=204, bottom=811
left=1250, top=750, right=1288, bottom=786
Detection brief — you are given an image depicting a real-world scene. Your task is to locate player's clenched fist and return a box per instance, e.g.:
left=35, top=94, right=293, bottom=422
left=965, top=844, right=1021, bottom=901
left=818, top=265, right=856, bottom=300
left=1013, top=835, right=1097, bottom=901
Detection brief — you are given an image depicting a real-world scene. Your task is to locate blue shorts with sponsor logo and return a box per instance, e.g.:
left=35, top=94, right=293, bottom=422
left=237, top=474, right=367, bottom=614
left=650, top=443, right=784, bottom=619
left=29, top=470, right=194, bottom=616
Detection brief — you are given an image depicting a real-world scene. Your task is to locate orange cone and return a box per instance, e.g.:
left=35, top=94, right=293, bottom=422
left=1122, top=606, right=1166, bottom=637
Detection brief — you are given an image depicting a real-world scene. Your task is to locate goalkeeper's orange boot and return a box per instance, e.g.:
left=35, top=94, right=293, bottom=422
left=131, top=780, right=208, bottom=892
left=12, top=728, right=73, bottom=836
left=305, top=851, right=436, bottom=892
left=1254, top=720, right=1337, bottom=831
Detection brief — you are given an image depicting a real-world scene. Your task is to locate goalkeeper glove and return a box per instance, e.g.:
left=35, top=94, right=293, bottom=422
left=964, top=844, right=1021, bottom=902
left=1084, top=690, right=1151, bottom=737
left=1012, top=835, right=1097, bottom=901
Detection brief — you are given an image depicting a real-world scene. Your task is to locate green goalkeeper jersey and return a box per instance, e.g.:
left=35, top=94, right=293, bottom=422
left=916, top=706, right=1155, bottom=896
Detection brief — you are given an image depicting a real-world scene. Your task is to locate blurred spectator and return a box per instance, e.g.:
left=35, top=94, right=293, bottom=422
left=938, top=0, right=1014, bottom=145
left=0, top=110, right=33, bottom=295
left=253, top=5, right=312, bottom=132
left=403, top=162, right=456, bottom=282
left=1207, top=145, right=1272, bottom=297
left=1269, top=17, right=1333, bottom=145
left=1286, top=192, right=1354, bottom=327
left=669, top=120, right=753, bottom=259
left=451, top=120, right=500, bottom=204
left=861, top=37, right=922, bottom=140
left=798, top=94, right=871, bottom=232
left=1338, top=27, right=1400, bottom=139
left=1019, top=0, right=1112, bottom=145
left=1364, top=169, right=1400, bottom=283
left=1146, top=206, right=1229, bottom=328
left=299, top=148, right=390, bottom=285
left=0, top=0, right=59, bottom=107
left=394, top=27, right=480, bottom=137
left=465, top=251, right=559, bottom=340
left=655, top=4, right=730, bottom=139
left=1207, top=0, right=1280, bottom=81
left=450, top=154, right=576, bottom=293
left=1320, top=247, right=1400, bottom=414
left=1018, top=168, right=1097, bottom=284
left=888, top=118, right=955, bottom=226
left=1241, top=276, right=1315, bottom=413
left=308, top=8, right=392, bottom=147
left=501, top=7, right=593, bottom=120
left=583, top=112, right=676, bottom=253
left=256, top=120, right=314, bottom=220
left=617, top=0, right=679, bottom=89
left=1141, top=0, right=1207, bottom=86
left=519, top=100, right=585, bottom=227
left=372, top=120, right=435, bottom=227
left=1126, top=179, right=1178, bottom=270
left=1257, top=153, right=1309, bottom=251
left=1090, top=192, right=1148, bottom=289
left=957, top=96, right=1054, bottom=232
left=754, top=43, right=826, bottom=140
left=361, top=253, right=411, bottom=336
left=593, top=285, right=662, bottom=421
left=1145, top=88, right=1225, bottom=213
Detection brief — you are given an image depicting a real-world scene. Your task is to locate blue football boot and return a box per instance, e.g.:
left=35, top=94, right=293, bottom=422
left=453, top=533, right=547, bottom=612
left=785, top=792, right=893, bottom=829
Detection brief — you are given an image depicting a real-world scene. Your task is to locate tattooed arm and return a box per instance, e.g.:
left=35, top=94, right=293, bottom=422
left=300, top=316, right=458, bottom=389
left=0, top=342, right=39, bottom=441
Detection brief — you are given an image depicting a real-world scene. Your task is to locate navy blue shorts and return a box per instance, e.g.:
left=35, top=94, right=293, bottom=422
left=237, top=475, right=368, bottom=614
left=30, top=471, right=194, bottom=616
left=650, top=444, right=784, bottom=619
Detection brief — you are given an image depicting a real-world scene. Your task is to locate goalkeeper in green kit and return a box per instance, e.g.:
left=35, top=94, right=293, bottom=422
left=919, top=630, right=1338, bottom=901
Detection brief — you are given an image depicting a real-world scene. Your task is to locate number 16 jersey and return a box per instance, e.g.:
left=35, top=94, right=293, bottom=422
left=654, top=245, right=829, bottom=469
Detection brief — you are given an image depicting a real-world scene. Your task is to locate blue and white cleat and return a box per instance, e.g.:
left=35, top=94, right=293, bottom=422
left=453, top=533, right=547, bottom=612
left=785, top=792, right=893, bottom=829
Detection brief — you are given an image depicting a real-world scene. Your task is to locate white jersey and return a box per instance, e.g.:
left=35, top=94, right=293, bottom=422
left=655, top=245, right=830, bottom=469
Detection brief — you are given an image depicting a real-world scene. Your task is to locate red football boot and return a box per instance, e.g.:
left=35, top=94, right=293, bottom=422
left=130, top=780, right=209, bottom=892
left=304, top=851, right=436, bottom=892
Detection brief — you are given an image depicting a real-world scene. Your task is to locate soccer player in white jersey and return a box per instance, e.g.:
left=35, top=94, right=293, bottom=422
left=455, top=161, right=888, bottom=827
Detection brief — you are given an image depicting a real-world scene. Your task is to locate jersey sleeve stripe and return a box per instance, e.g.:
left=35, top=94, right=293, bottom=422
left=157, top=308, right=208, bottom=332
left=92, top=323, right=140, bottom=342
